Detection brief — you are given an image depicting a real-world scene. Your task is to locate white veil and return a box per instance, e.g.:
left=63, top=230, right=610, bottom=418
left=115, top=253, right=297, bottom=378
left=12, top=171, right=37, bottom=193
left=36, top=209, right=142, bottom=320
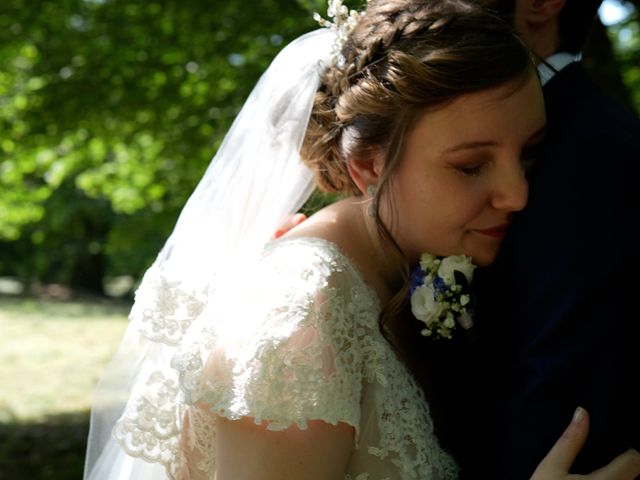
left=83, top=28, right=333, bottom=479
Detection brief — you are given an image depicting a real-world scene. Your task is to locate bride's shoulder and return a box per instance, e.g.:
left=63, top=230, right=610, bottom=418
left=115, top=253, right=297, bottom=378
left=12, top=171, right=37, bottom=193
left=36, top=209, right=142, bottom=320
left=263, top=236, right=364, bottom=294
left=279, top=198, right=356, bottom=245
left=276, top=199, right=370, bottom=266
left=275, top=199, right=390, bottom=304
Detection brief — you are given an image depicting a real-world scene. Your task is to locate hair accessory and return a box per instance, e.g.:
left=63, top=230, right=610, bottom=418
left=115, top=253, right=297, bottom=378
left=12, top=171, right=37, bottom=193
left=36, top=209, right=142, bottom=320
left=314, top=0, right=369, bottom=67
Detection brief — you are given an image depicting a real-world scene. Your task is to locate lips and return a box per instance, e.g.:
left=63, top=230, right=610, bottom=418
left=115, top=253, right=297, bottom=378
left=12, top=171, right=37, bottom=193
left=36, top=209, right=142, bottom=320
left=472, top=223, right=510, bottom=238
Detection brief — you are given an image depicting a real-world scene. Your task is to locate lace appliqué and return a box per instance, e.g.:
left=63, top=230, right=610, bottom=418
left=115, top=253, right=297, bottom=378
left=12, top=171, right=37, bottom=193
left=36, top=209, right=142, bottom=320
left=113, top=371, right=184, bottom=478
left=113, top=238, right=458, bottom=479
left=131, top=267, right=208, bottom=345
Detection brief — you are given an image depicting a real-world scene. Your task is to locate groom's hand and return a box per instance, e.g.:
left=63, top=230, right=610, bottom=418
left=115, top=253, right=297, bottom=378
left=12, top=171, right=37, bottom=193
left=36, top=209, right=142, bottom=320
left=273, top=213, right=307, bottom=239
left=531, top=407, right=640, bottom=480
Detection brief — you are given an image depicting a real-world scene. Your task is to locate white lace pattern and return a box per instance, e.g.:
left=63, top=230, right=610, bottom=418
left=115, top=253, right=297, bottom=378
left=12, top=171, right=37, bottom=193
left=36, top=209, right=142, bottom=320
left=113, top=237, right=459, bottom=479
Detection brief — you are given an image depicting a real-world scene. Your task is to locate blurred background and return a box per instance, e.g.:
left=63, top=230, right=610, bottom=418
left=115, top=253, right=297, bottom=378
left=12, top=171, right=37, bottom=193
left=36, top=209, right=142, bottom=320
left=0, top=0, right=638, bottom=478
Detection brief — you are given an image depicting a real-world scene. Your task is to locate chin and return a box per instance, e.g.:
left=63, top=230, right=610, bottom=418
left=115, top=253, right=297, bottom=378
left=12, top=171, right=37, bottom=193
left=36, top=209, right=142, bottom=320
left=470, top=250, right=498, bottom=267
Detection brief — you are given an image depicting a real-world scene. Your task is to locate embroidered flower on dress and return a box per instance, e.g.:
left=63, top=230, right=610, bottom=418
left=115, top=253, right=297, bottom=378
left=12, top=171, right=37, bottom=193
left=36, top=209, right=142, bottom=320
left=409, top=253, right=476, bottom=339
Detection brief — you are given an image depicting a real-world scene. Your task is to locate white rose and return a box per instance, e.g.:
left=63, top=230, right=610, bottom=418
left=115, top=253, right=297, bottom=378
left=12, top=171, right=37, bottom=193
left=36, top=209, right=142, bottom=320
left=438, top=255, right=476, bottom=285
left=410, top=284, right=441, bottom=324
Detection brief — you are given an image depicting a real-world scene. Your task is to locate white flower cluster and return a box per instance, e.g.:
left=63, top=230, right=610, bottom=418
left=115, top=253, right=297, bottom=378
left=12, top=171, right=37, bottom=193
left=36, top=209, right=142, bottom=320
left=314, top=0, right=370, bottom=66
left=410, top=254, right=476, bottom=339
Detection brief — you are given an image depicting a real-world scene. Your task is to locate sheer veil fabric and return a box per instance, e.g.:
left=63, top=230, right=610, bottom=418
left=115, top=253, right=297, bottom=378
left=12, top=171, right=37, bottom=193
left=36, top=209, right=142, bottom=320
left=83, top=29, right=333, bottom=479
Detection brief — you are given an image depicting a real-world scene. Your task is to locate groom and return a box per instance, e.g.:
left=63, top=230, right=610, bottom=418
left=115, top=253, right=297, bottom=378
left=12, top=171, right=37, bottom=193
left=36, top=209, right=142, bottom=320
left=426, top=0, right=640, bottom=478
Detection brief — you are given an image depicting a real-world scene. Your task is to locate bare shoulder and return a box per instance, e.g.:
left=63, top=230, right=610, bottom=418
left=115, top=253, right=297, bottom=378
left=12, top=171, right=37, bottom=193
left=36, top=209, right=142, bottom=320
left=281, top=198, right=360, bottom=248
left=280, top=198, right=389, bottom=302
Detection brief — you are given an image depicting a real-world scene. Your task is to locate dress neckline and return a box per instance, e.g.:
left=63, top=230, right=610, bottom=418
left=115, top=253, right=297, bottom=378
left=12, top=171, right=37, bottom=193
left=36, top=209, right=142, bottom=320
left=266, top=236, right=382, bottom=311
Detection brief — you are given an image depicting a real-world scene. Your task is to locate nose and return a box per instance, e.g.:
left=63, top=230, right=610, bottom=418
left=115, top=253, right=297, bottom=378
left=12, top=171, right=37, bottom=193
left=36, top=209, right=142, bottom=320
left=490, top=165, right=528, bottom=213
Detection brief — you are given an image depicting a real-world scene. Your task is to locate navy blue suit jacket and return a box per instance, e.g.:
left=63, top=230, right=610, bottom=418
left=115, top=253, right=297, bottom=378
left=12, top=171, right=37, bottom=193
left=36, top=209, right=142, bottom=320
left=419, top=62, right=640, bottom=478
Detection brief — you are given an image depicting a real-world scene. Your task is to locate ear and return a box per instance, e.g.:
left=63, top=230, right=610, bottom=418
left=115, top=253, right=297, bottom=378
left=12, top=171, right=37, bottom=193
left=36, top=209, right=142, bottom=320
left=346, top=151, right=385, bottom=196
left=522, top=0, right=565, bottom=24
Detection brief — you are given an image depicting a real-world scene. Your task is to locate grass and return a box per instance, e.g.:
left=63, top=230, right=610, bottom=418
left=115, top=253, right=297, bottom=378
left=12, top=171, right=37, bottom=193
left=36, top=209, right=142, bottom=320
left=0, top=296, right=129, bottom=479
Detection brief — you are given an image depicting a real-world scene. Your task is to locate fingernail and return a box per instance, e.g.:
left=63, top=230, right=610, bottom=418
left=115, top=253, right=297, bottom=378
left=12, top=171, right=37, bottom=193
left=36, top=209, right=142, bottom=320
left=572, top=407, right=585, bottom=424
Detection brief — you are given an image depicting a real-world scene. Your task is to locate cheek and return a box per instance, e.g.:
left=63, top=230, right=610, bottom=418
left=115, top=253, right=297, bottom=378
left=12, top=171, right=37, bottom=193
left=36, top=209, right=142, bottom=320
left=442, top=188, right=489, bottom=230
left=385, top=177, right=491, bottom=252
left=384, top=176, right=431, bottom=225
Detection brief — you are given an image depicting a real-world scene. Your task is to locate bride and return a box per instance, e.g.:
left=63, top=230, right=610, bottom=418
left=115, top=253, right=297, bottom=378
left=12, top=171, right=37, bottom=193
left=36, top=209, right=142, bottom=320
left=84, top=0, right=640, bottom=479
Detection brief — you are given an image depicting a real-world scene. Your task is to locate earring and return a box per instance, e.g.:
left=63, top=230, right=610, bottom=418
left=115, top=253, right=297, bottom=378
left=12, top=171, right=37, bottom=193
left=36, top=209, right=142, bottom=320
left=367, top=184, right=377, bottom=218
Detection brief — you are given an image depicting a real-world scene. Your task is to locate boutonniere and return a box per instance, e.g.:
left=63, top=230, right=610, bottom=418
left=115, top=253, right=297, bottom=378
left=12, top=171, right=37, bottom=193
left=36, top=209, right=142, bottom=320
left=409, top=254, right=476, bottom=339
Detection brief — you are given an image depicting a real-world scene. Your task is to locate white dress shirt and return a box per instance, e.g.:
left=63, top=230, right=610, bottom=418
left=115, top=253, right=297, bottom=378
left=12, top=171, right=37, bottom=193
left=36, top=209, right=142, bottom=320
left=537, top=51, right=581, bottom=86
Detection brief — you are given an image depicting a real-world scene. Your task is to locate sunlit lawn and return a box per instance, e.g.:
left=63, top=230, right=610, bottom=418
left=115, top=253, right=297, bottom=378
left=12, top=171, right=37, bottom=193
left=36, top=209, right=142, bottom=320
left=0, top=296, right=129, bottom=479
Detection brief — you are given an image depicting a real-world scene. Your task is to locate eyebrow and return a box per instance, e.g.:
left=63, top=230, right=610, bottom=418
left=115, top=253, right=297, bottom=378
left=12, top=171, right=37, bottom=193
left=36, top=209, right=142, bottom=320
left=444, top=140, right=497, bottom=153
left=443, top=125, right=548, bottom=154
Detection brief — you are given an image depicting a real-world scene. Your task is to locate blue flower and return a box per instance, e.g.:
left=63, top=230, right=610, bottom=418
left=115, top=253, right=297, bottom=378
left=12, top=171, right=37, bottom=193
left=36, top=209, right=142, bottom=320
left=409, top=264, right=425, bottom=295
left=433, top=276, right=448, bottom=295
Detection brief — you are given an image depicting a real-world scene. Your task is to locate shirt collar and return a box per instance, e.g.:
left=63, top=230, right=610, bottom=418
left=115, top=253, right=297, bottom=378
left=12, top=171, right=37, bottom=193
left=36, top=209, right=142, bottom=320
left=537, top=52, right=581, bottom=86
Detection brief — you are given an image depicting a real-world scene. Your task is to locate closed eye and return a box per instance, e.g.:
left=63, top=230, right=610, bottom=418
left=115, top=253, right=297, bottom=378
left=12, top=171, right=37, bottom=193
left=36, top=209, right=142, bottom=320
left=458, top=164, right=484, bottom=177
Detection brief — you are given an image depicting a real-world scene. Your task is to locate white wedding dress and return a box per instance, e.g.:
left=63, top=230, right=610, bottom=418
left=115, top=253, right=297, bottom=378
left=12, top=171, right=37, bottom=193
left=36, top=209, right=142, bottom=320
left=87, top=237, right=458, bottom=479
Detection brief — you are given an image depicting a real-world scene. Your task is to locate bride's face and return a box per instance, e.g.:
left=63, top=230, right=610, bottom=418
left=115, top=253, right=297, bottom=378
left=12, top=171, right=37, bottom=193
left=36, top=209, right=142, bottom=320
left=379, top=72, right=546, bottom=267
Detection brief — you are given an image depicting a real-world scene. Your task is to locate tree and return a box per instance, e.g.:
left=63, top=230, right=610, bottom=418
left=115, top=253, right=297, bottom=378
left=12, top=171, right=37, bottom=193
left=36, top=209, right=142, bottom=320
left=584, top=2, right=640, bottom=113
left=0, top=0, right=637, bottom=295
left=0, top=0, right=323, bottom=292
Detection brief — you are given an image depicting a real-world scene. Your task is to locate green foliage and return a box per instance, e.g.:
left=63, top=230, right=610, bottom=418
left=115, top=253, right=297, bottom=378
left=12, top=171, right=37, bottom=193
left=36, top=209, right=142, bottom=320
left=0, top=0, right=320, bottom=291
left=1, top=0, right=636, bottom=292
left=608, top=8, right=640, bottom=112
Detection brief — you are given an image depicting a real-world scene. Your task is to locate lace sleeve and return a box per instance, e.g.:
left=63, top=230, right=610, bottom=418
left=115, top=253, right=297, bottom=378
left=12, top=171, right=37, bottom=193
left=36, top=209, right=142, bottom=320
left=179, top=238, right=375, bottom=435
left=112, top=238, right=380, bottom=478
